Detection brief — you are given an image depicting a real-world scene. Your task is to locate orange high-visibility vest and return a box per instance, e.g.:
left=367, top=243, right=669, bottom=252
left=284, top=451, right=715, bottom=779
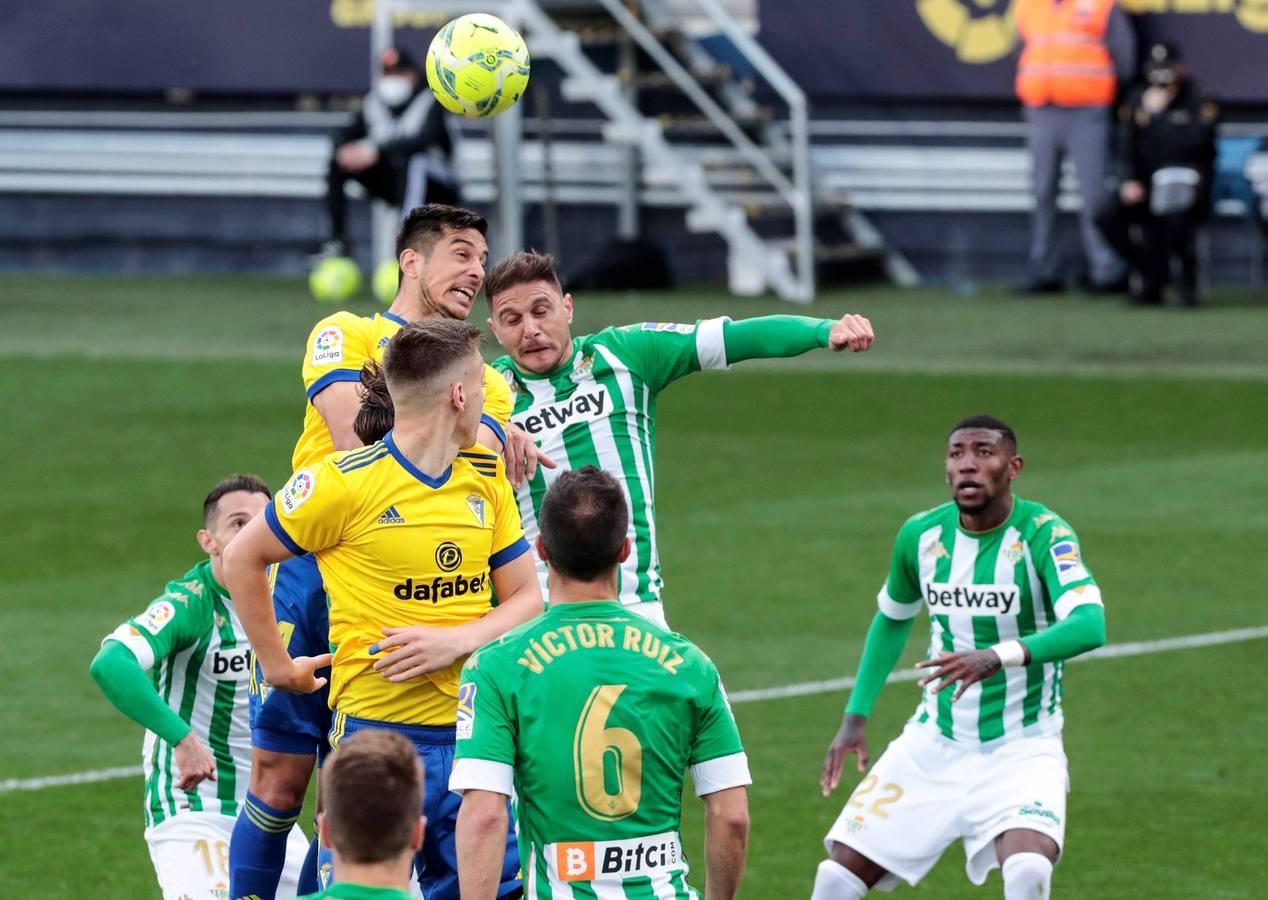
left=1014, top=0, right=1117, bottom=108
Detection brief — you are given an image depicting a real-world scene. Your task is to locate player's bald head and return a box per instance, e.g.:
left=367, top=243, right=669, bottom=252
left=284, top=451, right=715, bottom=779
left=383, top=319, right=483, bottom=408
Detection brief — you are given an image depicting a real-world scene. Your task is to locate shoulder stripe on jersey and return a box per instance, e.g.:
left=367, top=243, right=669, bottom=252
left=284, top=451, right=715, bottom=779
left=306, top=368, right=361, bottom=402
left=379, top=310, right=408, bottom=327
left=264, top=504, right=308, bottom=557
left=336, top=440, right=386, bottom=469
left=459, top=449, right=499, bottom=461
left=336, top=449, right=391, bottom=474
left=466, top=461, right=499, bottom=472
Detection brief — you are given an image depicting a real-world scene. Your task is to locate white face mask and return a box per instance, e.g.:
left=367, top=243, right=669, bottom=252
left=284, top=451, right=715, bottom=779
left=376, top=75, right=414, bottom=107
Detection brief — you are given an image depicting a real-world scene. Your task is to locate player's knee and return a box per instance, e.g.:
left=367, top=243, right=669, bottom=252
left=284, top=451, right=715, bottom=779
left=1001, top=851, right=1053, bottom=900
left=248, top=750, right=315, bottom=809
left=812, top=858, right=869, bottom=900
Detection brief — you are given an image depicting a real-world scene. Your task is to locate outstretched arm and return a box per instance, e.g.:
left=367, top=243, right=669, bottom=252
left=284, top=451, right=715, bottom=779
left=722, top=314, right=874, bottom=364
left=821, top=611, right=913, bottom=792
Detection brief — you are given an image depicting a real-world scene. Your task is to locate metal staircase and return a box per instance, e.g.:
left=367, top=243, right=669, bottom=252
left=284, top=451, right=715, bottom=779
left=374, top=0, right=818, bottom=299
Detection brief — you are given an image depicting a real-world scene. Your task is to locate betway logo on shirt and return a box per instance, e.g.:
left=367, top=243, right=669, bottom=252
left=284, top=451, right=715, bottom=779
left=923, top=582, right=1020, bottom=616
left=513, top=386, right=613, bottom=437
left=211, top=648, right=252, bottom=681
left=552, top=831, right=683, bottom=883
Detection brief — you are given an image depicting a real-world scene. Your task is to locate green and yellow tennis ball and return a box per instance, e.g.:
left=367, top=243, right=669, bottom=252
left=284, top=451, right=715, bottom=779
left=373, top=260, right=400, bottom=305
left=309, top=257, right=362, bottom=304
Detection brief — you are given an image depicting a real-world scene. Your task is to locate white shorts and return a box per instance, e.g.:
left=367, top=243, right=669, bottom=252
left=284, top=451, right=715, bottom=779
left=824, top=723, right=1069, bottom=890
left=145, top=811, right=309, bottom=900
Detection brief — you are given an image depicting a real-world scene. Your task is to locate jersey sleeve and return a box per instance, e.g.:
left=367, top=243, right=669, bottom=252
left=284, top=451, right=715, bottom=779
left=600, top=318, right=730, bottom=393
left=449, top=655, right=516, bottom=795
left=479, top=364, right=513, bottom=448
left=688, top=658, right=751, bottom=796
left=877, top=516, right=924, bottom=621
left=1034, top=519, right=1102, bottom=621
left=488, top=460, right=529, bottom=570
left=105, top=581, right=206, bottom=670
left=301, top=312, right=375, bottom=403
left=263, top=460, right=352, bottom=557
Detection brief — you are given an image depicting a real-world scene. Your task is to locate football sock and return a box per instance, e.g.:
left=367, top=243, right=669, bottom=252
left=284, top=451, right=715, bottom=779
left=1002, top=852, right=1053, bottom=900
left=297, top=833, right=320, bottom=895
left=229, top=792, right=303, bottom=900
left=811, top=859, right=869, bottom=899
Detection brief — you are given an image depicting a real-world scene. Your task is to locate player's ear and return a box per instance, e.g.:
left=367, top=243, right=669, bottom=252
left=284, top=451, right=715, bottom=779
left=413, top=815, right=426, bottom=850
left=617, top=536, right=633, bottom=564
left=1009, top=455, right=1024, bottom=479
left=535, top=535, right=549, bottom=563
left=486, top=316, right=506, bottom=346
left=562, top=292, right=574, bottom=324
left=399, top=247, right=420, bottom=282
left=451, top=380, right=466, bottom=413
left=196, top=528, right=216, bottom=556
left=317, top=813, right=332, bottom=850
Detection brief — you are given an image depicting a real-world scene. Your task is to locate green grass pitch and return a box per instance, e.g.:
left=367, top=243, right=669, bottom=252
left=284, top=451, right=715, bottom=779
left=1, top=274, right=1265, bottom=897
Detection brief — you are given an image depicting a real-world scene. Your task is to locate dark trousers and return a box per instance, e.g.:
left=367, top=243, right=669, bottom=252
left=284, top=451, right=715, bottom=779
left=326, top=154, right=460, bottom=245
left=1095, top=196, right=1205, bottom=305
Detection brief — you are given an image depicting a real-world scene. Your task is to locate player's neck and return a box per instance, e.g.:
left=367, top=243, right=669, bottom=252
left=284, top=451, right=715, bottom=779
left=547, top=574, right=621, bottom=605
left=391, top=415, right=462, bottom=478
left=329, top=852, right=414, bottom=892
left=958, top=493, right=1015, bottom=534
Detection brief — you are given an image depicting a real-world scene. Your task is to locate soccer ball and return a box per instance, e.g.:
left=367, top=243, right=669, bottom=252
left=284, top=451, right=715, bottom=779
left=426, top=13, right=530, bottom=118
left=309, top=257, right=362, bottom=304
left=372, top=259, right=399, bottom=305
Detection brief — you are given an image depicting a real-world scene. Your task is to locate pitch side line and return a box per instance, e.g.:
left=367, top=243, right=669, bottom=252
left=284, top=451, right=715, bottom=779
left=727, top=624, right=1268, bottom=704
left=5, top=625, right=1268, bottom=794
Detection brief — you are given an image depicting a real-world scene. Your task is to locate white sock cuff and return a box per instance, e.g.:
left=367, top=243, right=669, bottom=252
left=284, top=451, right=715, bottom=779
left=1002, top=852, right=1053, bottom=899
left=812, top=858, right=869, bottom=900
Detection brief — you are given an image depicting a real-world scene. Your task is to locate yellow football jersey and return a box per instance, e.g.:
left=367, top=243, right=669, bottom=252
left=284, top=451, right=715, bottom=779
left=292, top=310, right=514, bottom=471
left=266, top=433, right=530, bottom=725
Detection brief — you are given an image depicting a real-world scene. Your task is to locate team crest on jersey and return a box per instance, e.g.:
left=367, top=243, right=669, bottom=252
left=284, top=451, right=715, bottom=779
left=456, top=682, right=477, bottom=739
left=640, top=322, right=693, bottom=334
left=1050, top=541, right=1089, bottom=585
left=135, top=600, right=176, bottom=636
left=281, top=469, right=316, bottom=515
left=1003, top=540, right=1024, bottom=564
left=466, top=493, right=486, bottom=526
left=570, top=353, right=596, bottom=383
left=312, top=326, right=344, bottom=364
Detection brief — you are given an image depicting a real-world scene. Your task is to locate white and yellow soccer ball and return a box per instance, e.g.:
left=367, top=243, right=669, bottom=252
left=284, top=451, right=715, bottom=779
left=426, top=13, right=530, bottom=118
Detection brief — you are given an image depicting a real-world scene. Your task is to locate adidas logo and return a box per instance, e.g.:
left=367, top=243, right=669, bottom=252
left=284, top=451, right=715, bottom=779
left=378, top=505, right=406, bottom=525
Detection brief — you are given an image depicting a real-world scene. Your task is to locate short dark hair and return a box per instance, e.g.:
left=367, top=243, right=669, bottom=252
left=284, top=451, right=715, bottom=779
left=394, top=204, right=488, bottom=262
left=320, top=730, right=423, bottom=864
left=948, top=414, right=1018, bottom=452
left=354, top=362, right=395, bottom=445
left=484, top=250, right=563, bottom=306
left=383, top=319, right=483, bottom=398
left=539, top=466, right=629, bottom=582
left=202, top=474, right=270, bottom=526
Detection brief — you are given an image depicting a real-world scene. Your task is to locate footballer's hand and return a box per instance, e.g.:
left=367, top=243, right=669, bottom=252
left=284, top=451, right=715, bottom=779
left=372, top=625, right=465, bottom=681
left=173, top=733, right=217, bottom=791
left=265, top=654, right=333, bottom=694
left=503, top=424, right=557, bottom=488
left=821, top=714, right=869, bottom=797
left=828, top=314, right=875, bottom=353
left=916, top=649, right=1002, bottom=703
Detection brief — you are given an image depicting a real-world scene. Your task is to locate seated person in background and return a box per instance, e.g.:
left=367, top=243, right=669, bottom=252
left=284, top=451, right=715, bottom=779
left=324, top=47, right=459, bottom=256
left=1095, top=43, right=1219, bottom=307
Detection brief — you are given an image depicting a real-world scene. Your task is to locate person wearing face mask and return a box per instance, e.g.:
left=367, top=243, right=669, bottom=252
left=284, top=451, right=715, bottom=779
left=323, top=47, right=459, bottom=257
left=1094, top=43, right=1219, bottom=307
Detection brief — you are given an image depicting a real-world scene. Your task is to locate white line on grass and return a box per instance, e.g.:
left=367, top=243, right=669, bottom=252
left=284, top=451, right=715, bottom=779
left=727, top=624, right=1268, bottom=704
left=5, top=625, right=1267, bottom=794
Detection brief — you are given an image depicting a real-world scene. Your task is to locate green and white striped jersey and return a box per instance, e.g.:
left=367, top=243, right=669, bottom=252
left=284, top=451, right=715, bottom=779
left=450, top=601, right=751, bottom=899
left=492, top=320, right=730, bottom=612
left=881, top=497, right=1103, bottom=747
left=103, top=559, right=253, bottom=827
